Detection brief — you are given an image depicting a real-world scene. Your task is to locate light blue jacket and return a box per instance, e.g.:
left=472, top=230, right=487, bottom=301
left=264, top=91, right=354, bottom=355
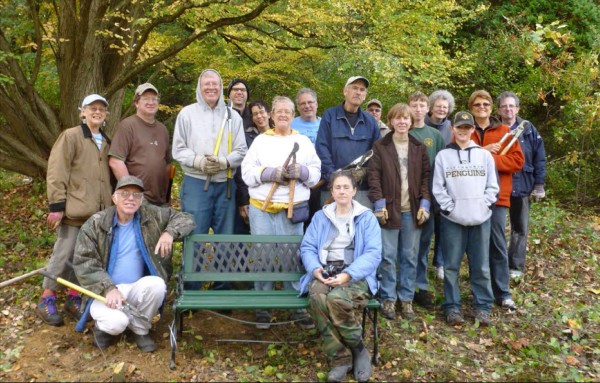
left=299, top=201, right=382, bottom=295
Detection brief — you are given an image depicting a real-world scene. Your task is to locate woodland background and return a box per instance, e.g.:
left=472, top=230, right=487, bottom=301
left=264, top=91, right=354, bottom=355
left=0, top=0, right=599, bottom=204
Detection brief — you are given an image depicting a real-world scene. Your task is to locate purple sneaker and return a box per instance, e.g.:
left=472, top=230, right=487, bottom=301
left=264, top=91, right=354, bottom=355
left=37, top=295, right=64, bottom=326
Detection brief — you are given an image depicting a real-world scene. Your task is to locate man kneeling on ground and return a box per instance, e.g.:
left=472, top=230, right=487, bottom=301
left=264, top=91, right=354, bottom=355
left=73, top=176, right=195, bottom=351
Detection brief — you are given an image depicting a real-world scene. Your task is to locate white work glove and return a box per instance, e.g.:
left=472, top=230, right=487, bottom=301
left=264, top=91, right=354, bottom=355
left=193, top=156, right=218, bottom=175
left=204, top=155, right=228, bottom=174
left=530, top=184, right=545, bottom=201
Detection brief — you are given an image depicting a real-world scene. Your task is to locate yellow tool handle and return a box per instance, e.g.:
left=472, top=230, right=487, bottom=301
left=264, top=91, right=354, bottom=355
left=56, top=276, right=107, bottom=303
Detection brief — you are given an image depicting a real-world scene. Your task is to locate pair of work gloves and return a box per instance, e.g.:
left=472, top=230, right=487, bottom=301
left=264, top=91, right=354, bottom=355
left=530, top=184, right=545, bottom=202
left=260, top=164, right=309, bottom=185
left=193, top=155, right=228, bottom=175
left=373, top=198, right=431, bottom=226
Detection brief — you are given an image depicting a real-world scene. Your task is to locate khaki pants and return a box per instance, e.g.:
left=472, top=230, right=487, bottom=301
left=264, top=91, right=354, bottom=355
left=91, top=276, right=166, bottom=336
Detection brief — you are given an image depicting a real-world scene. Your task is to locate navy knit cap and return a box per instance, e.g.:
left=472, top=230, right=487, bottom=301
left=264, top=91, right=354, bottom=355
left=227, top=78, right=250, bottom=98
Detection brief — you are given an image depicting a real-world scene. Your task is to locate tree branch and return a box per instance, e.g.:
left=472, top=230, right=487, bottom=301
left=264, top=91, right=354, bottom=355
left=105, top=0, right=279, bottom=96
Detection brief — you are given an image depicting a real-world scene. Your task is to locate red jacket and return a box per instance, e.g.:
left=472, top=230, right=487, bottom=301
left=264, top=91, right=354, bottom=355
left=470, top=117, right=524, bottom=207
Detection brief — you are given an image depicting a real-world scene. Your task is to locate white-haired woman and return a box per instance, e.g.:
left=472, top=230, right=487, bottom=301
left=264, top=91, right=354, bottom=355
left=37, top=94, right=114, bottom=326
left=241, top=96, right=321, bottom=329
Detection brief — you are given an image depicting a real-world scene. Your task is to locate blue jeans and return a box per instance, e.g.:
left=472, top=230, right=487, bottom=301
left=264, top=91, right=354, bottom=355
left=181, top=175, right=235, bottom=290
left=508, top=196, right=529, bottom=272
left=440, top=217, right=494, bottom=315
left=249, top=205, right=305, bottom=318
left=432, top=213, right=444, bottom=267
left=380, top=212, right=420, bottom=302
left=489, top=206, right=512, bottom=302
left=180, top=175, right=235, bottom=235
left=415, top=215, right=433, bottom=291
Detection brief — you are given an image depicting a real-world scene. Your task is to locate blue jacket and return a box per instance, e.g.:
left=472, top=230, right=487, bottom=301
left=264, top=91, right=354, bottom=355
left=510, top=117, right=546, bottom=196
left=299, top=201, right=382, bottom=296
left=315, top=103, right=380, bottom=188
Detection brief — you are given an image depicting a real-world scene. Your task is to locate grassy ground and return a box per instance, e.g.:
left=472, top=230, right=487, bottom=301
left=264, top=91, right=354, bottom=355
left=0, top=170, right=598, bottom=382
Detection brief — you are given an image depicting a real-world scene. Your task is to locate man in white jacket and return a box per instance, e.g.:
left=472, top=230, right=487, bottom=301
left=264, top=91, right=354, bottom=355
left=432, top=111, right=499, bottom=327
left=172, top=69, right=247, bottom=235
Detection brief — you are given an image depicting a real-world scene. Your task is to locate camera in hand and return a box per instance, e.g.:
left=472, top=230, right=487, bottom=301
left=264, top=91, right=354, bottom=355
left=321, top=263, right=344, bottom=279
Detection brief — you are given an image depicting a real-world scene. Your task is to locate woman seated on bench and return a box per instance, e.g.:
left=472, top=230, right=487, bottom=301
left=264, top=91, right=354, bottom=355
left=299, top=171, right=382, bottom=383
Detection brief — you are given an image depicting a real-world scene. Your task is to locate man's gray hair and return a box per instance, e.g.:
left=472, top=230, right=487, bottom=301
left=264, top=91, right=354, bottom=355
left=428, top=90, right=455, bottom=115
left=497, top=91, right=520, bottom=107
left=295, top=88, right=317, bottom=105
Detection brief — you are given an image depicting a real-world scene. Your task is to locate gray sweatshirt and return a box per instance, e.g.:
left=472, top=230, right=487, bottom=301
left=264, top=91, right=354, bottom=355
left=432, top=141, right=499, bottom=226
left=172, top=69, right=247, bottom=182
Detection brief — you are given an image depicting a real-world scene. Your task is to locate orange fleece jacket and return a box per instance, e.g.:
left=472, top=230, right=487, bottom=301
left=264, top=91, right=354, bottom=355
left=470, top=118, right=524, bottom=208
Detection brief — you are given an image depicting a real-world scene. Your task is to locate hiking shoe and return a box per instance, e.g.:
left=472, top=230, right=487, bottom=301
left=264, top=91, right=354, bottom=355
left=474, top=310, right=491, bottom=326
left=63, top=294, right=83, bottom=320
left=92, top=326, right=115, bottom=350
left=446, top=311, right=464, bottom=325
left=255, top=313, right=271, bottom=330
left=131, top=332, right=156, bottom=352
left=500, top=298, right=517, bottom=310
left=413, top=290, right=435, bottom=310
left=292, top=310, right=315, bottom=330
left=435, top=266, right=444, bottom=280
left=381, top=300, right=396, bottom=320
left=509, top=270, right=524, bottom=279
left=401, top=301, right=416, bottom=320
left=37, top=295, right=64, bottom=326
left=327, top=365, right=351, bottom=382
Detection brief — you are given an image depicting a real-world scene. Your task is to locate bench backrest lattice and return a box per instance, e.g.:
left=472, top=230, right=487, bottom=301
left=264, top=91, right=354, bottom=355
left=183, top=234, right=305, bottom=283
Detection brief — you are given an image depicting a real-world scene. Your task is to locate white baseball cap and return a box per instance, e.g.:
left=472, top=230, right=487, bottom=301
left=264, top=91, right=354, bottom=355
left=80, top=94, right=109, bottom=109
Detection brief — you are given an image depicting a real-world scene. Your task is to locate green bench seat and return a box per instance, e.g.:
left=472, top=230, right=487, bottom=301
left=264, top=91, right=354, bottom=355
left=169, top=234, right=380, bottom=370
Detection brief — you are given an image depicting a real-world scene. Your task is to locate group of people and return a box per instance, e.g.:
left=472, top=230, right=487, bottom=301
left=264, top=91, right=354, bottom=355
left=36, top=68, right=546, bottom=382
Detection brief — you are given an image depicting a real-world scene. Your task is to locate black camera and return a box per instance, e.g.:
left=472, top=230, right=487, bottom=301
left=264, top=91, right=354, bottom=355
left=321, top=263, right=343, bottom=279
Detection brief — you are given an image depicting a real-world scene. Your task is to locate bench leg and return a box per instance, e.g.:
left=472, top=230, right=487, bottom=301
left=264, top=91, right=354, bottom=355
left=372, top=308, right=379, bottom=366
left=169, top=309, right=180, bottom=370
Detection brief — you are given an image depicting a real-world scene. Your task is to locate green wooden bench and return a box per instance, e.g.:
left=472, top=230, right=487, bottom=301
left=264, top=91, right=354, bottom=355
left=169, top=234, right=380, bottom=369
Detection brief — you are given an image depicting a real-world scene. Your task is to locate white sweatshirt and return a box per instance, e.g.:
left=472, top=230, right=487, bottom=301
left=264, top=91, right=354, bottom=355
left=432, top=141, right=499, bottom=226
left=242, top=130, right=321, bottom=203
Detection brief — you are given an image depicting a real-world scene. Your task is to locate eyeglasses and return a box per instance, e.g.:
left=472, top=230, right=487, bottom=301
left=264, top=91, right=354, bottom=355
left=472, top=102, right=491, bottom=108
left=116, top=191, right=144, bottom=200
left=434, top=105, right=449, bottom=110
left=499, top=105, right=517, bottom=110
left=86, top=107, right=107, bottom=113
left=230, top=87, right=247, bottom=93
left=273, top=109, right=293, bottom=116
left=140, top=97, right=160, bottom=103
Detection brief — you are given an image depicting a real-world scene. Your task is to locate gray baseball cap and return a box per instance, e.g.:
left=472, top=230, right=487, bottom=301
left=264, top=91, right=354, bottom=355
left=115, top=175, right=145, bottom=191
left=345, top=76, right=370, bottom=88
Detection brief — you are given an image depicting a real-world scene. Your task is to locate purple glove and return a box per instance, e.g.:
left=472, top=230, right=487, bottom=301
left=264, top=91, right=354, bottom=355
left=260, top=167, right=287, bottom=185
left=285, top=163, right=309, bottom=182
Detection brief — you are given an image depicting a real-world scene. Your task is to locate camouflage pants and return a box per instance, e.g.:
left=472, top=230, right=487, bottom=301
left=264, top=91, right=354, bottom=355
left=308, top=279, right=370, bottom=367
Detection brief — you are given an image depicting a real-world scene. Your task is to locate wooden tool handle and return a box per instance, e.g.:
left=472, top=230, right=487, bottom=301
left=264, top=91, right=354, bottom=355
left=287, top=180, right=296, bottom=218
left=261, top=182, right=279, bottom=211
